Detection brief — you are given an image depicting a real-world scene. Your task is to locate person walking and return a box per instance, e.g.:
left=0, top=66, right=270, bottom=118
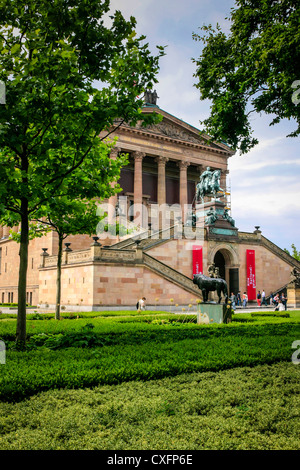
left=257, top=290, right=261, bottom=307
left=236, top=291, right=242, bottom=307
left=230, top=292, right=236, bottom=310
left=137, top=297, right=146, bottom=311
left=242, top=292, right=248, bottom=307
left=261, top=289, right=267, bottom=307
left=281, top=293, right=287, bottom=311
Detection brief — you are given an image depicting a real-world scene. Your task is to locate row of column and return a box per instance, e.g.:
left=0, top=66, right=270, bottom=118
left=133, top=151, right=190, bottom=210
left=108, top=149, right=191, bottom=223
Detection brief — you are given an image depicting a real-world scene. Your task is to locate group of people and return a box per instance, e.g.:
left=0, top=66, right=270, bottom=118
left=138, top=290, right=288, bottom=312
left=270, top=292, right=288, bottom=311
left=229, top=290, right=287, bottom=311
left=229, top=291, right=248, bottom=309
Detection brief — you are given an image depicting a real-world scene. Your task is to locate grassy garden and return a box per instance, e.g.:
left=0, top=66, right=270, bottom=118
left=0, top=309, right=299, bottom=450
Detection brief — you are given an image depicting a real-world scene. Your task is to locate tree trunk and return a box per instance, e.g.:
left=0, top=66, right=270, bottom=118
left=16, top=199, right=29, bottom=347
left=55, top=234, right=63, bottom=320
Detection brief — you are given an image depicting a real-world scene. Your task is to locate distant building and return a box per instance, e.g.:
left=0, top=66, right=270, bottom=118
left=1, top=94, right=299, bottom=309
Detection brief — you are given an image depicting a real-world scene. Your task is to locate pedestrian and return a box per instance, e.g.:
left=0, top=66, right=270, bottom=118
left=137, top=296, right=146, bottom=311
left=281, top=293, right=287, bottom=311
left=236, top=291, right=242, bottom=306
left=257, top=290, right=261, bottom=307
left=261, top=289, right=267, bottom=307
left=230, top=292, right=236, bottom=310
left=273, top=293, right=279, bottom=306
left=242, top=292, right=248, bottom=307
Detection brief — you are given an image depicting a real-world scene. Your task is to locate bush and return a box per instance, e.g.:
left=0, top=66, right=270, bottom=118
left=1, top=320, right=299, bottom=402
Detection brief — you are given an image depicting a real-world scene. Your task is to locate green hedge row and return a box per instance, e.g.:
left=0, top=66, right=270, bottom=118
left=1, top=321, right=299, bottom=402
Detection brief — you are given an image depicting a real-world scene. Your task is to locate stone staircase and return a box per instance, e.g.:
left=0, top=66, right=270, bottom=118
left=143, top=253, right=201, bottom=297
left=105, top=224, right=202, bottom=297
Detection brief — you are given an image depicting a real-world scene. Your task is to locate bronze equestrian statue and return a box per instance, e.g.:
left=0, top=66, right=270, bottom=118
left=196, top=167, right=225, bottom=203
left=193, top=273, right=228, bottom=304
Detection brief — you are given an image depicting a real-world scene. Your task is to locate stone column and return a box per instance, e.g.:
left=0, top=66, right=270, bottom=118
left=108, top=147, right=119, bottom=224
left=178, top=161, right=190, bottom=221
left=2, top=226, right=10, bottom=238
left=156, top=156, right=168, bottom=206
left=133, top=151, right=145, bottom=206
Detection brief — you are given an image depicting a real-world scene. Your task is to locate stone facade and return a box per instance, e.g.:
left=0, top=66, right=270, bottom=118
left=1, top=101, right=300, bottom=309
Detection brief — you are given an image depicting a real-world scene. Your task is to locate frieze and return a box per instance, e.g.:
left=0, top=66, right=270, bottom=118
left=67, top=250, right=91, bottom=263
left=100, top=250, right=137, bottom=262
left=146, top=121, right=209, bottom=146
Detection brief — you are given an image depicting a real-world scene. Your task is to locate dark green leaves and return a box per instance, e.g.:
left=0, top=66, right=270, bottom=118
left=193, top=0, right=300, bottom=153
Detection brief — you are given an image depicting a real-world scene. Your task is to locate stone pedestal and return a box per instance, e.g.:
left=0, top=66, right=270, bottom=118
left=287, top=282, right=300, bottom=308
left=196, top=200, right=238, bottom=240
left=197, top=302, right=231, bottom=324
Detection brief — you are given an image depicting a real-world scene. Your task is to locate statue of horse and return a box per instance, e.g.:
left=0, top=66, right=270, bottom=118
left=196, top=169, right=224, bottom=203
left=193, top=273, right=228, bottom=304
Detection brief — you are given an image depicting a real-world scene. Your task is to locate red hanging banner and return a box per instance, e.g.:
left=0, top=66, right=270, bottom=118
left=192, top=245, right=203, bottom=276
left=246, top=249, right=256, bottom=300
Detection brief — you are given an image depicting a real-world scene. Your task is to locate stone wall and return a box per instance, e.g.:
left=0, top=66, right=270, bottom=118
left=39, top=260, right=201, bottom=308
left=1, top=226, right=298, bottom=309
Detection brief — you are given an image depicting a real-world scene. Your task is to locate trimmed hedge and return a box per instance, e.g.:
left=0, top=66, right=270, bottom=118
left=1, top=320, right=299, bottom=402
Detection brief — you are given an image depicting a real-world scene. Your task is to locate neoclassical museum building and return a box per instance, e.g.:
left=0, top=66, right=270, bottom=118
left=1, top=93, right=299, bottom=309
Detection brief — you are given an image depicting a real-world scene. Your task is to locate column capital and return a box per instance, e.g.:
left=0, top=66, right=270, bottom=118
left=177, top=160, right=190, bottom=169
left=155, top=155, right=169, bottom=165
left=133, top=151, right=146, bottom=161
left=110, top=147, right=119, bottom=159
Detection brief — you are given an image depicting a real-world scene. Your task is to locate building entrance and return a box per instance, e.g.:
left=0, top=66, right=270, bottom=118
left=214, top=251, right=225, bottom=280
left=213, top=248, right=239, bottom=295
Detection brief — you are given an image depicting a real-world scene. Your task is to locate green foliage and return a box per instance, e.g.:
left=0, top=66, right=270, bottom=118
left=193, top=0, right=300, bottom=153
left=0, top=362, right=299, bottom=450
left=0, top=315, right=299, bottom=402
left=284, top=244, right=300, bottom=261
left=0, top=0, right=164, bottom=342
left=251, top=312, right=290, bottom=318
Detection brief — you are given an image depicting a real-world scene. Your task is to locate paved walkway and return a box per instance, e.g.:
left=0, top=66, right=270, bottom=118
left=0, top=304, right=297, bottom=314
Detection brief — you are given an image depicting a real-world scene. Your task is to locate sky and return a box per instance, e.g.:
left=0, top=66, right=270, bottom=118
left=109, top=0, right=300, bottom=252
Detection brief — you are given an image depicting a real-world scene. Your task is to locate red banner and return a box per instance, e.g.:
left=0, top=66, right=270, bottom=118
left=192, top=245, right=203, bottom=276
left=246, top=249, right=256, bottom=300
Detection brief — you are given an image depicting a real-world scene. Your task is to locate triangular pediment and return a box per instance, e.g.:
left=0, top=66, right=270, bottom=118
left=139, top=108, right=233, bottom=154
left=115, top=107, right=234, bottom=155
left=145, top=119, right=211, bottom=146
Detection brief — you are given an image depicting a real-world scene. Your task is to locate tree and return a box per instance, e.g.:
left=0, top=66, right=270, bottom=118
left=36, top=199, right=101, bottom=320
left=284, top=244, right=300, bottom=262
left=192, top=0, right=300, bottom=154
left=0, top=0, right=164, bottom=346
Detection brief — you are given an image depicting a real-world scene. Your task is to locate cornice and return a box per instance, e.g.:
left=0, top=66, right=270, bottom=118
left=115, top=125, right=233, bottom=157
